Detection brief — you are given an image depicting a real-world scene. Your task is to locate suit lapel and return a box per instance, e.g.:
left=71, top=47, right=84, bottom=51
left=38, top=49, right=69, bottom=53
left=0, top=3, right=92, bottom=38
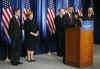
left=14, top=16, right=20, bottom=27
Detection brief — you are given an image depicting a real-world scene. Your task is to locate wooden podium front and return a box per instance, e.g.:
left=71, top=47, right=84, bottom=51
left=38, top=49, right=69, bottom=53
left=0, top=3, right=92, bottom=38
left=64, top=26, right=93, bottom=67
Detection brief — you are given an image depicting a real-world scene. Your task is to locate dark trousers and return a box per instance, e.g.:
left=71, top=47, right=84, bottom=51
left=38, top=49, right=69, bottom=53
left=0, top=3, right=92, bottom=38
left=10, top=40, right=22, bottom=63
left=56, top=31, right=65, bottom=56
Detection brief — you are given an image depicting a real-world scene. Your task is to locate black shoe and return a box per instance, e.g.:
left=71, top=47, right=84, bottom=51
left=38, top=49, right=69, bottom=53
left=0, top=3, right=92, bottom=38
left=63, top=59, right=66, bottom=64
left=11, top=62, right=18, bottom=66
left=57, top=54, right=63, bottom=57
left=27, top=60, right=32, bottom=63
left=17, top=62, right=23, bottom=64
left=30, top=59, right=36, bottom=62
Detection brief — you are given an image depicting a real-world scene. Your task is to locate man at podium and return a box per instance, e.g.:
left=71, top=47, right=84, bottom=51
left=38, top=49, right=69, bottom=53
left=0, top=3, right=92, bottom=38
left=63, top=5, right=75, bottom=28
left=62, top=5, right=75, bottom=63
left=82, top=7, right=94, bottom=20
left=63, top=7, right=94, bottom=67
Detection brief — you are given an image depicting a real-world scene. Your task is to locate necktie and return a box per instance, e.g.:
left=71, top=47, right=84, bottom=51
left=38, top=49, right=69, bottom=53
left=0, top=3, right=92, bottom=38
left=69, top=15, right=72, bottom=24
left=17, top=18, right=20, bottom=27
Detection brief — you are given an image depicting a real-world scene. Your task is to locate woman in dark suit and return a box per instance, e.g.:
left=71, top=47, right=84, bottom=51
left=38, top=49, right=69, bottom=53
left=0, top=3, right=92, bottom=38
left=24, top=10, right=39, bottom=62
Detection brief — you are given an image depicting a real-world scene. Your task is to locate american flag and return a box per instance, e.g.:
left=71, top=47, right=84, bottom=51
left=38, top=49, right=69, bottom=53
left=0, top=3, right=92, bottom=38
left=46, top=0, right=56, bottom=35
left=78, top=8, right=83, bottom=16
left=78, top=0, right=83, bottom=16
left=22, top=0, right=30, bottom=23
left=2, top=0, right=13, bottom=40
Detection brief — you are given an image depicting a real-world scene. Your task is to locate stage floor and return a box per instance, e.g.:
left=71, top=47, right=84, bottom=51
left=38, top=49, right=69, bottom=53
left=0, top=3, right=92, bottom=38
left=0, top=44, right=100, bottom=69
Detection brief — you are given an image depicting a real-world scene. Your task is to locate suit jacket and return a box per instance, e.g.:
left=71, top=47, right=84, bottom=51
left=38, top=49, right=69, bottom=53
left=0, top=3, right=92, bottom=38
left=8, top=16, right=22, bottom=41
left=82, top=14, right=94, bottom=21
left=55, top=15, right=65, bottom=32
left=62, top=13, right=75, bottom=28
left=24, top=18, right=39, bottom=40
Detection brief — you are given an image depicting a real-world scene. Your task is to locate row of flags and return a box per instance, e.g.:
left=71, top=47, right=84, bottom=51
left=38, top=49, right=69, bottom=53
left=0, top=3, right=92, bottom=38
left=1, top=0, right=83, bottom=42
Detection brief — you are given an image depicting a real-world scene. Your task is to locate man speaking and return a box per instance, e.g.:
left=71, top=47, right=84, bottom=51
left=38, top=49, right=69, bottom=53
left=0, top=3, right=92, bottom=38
left=9, top=8, right=23, bottom=66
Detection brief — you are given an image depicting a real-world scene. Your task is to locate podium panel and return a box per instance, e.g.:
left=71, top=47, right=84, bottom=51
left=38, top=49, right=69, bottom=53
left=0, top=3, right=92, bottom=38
left=64, top=20, right=94, bottom=67
left=80, top=20, right=94, bottom=67
left=80, top=30, right=93, bottom=67
left=65, top=27, right=80, bottom=67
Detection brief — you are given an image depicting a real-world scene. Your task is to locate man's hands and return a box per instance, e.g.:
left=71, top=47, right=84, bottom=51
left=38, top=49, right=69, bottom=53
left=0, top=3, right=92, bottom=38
left=30, top=31, right=39, bottom=37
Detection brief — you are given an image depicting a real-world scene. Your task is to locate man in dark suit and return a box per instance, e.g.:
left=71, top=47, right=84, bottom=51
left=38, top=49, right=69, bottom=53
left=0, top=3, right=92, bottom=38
left=87, top=7, right=94, bottom=20
left=55, top=8, right=65, bottom=57
left=81, top=7, right=94, bottom=21
left=63, top=6, right=75, bottom=27
left=62, top=6, right=75, bottom=63
left=8, top=8, right=23, bottom=65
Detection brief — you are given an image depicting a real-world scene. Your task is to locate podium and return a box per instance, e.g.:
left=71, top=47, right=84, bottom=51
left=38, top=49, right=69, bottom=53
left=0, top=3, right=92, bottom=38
left=64, top=20, right=94, bottom=67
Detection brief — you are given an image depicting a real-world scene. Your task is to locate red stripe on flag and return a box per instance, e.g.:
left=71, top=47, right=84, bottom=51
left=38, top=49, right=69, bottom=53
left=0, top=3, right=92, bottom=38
left=2, top=20, right=9, bottom=31
left=2, top=22, right=9, bottom=40
left=2, top=12, right=9, bottom=25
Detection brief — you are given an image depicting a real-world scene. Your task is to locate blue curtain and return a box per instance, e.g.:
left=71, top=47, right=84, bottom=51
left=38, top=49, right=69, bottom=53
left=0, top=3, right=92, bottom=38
left=36, top=0, right=42, bottom=54
left=56, top=0, right=63, bottom=15
left=41, top=0, right=47, bottom=39
left=74, top=0, right=79, bottom=12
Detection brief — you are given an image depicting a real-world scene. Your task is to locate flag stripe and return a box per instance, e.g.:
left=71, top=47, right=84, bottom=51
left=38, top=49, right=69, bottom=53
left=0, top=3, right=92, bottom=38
left=2, top=9, right=9, bottom=23
left=2, top=20, right=8, bottom=31
left=7, top=7, right=12, bottom=18
left=6, top=9, right=11, bottom=19
left=46, top=21, right=52, bottom=33
left=3, top=9, right=10, bottom=22
left=47, top=16, right=54, bottom=33
left=2, top=15, right=9, bottom=29
left=50, top=9, right=56, bottom=30
left=47, top=13, right=54, bottom=33
left=2, top=22, right=9, bottom=39
left=48, top=9, right=55, bottom=32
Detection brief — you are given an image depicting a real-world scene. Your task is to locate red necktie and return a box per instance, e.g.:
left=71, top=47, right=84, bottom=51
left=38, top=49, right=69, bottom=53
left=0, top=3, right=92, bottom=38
left=69, top=15, right=72, bottom=24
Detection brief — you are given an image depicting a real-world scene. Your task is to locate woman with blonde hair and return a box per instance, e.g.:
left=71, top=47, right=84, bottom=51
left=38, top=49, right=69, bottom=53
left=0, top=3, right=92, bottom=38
left=24, top=10, right=39, bottom=62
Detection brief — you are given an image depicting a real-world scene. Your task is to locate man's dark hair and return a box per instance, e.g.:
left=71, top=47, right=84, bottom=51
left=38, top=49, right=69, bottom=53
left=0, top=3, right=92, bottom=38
left=14, top=8, right=20, bottom=14
left=68, top=5, right=73, bottom=8
left=66, top=5, right=73, bottom=10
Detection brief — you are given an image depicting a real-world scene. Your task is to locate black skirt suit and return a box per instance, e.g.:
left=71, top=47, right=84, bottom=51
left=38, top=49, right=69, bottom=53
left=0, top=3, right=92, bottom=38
left=24, top=18, right=39, bottom=51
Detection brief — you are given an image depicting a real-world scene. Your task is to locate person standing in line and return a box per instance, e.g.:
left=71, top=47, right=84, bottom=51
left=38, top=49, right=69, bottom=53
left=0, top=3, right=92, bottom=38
left=55, top=8, right=65, bottom=57
left=24, top=10, right=39, bottom=63
left=9, top=8, right=23, bottom=66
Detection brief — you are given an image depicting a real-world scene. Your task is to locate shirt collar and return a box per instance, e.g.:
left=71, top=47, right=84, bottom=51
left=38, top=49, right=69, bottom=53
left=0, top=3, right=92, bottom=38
left=15, top=15, right=19, bottom=19
left=88, top=14, right=92, bottom=17
left=68, top=13, right=71, bottom=16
